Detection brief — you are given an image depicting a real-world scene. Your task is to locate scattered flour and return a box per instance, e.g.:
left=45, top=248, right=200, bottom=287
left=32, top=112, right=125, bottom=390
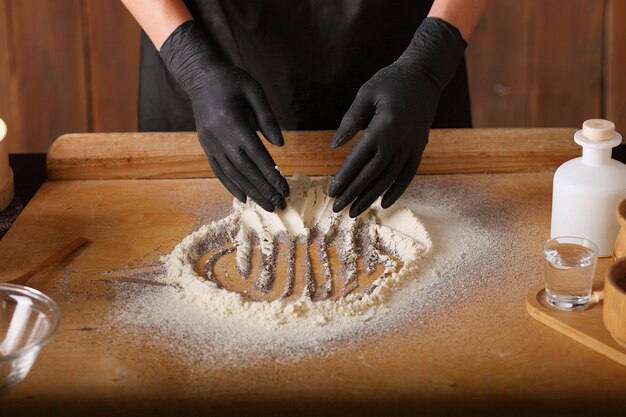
left=109, top=174, right=533, bottom=366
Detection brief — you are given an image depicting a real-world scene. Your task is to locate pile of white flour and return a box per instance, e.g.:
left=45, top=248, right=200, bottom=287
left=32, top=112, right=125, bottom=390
left=162, top=172, right=431, bottom=325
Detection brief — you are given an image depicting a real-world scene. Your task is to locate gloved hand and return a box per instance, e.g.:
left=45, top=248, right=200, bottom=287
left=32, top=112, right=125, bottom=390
left=328, top=17, right=467, bottom=217
left=160, top=21, right=289, bottom=212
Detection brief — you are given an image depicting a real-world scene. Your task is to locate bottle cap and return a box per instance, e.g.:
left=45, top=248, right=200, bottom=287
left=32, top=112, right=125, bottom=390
left=582, top=119, right=615, bottom=141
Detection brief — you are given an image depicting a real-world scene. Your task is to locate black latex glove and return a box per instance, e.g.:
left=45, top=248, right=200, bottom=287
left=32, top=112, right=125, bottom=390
left=328, top=17, right=467, bottom=217
left=160, top=21, right=289, bottom=212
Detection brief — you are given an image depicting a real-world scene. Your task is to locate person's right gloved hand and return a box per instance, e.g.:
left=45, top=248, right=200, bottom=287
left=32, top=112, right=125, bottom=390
left=160, top=20, right=289, bottom=212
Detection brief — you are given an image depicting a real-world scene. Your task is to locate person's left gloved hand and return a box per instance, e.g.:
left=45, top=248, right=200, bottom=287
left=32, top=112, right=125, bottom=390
left=328, top=17, right=467, bottom=217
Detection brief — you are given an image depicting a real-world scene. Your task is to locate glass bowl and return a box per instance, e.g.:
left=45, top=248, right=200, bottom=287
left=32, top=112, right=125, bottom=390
left=0, top=283, right=60, bottom=394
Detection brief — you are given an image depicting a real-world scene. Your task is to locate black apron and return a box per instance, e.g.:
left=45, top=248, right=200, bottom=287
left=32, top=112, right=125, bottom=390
left=138, top=0, right=472, bottom=132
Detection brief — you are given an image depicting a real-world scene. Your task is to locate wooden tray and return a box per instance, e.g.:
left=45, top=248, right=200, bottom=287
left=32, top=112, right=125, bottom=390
left=526, top=284, right=626, bottom=366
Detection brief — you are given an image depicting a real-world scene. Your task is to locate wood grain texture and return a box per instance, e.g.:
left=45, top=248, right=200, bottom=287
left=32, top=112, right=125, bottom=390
left=0, top=0, right=21, bottom=153
left=8, top=0, right=89, bottom=152
left=466, top=0, right=531, bottom=127
left=84, top=0, right=141, bottom=133
left=604, top=258, right=626, bottom=345
left=605, top=0, right=626, bottom=132
left=46, top=128, right=581, bottom=180
left=1, top=172, right=626, bottom=415
left=528, top=0, right=604, bottom=127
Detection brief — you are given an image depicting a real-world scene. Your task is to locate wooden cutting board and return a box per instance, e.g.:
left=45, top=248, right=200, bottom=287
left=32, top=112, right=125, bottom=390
left=2, top=129, right=626, bottom=416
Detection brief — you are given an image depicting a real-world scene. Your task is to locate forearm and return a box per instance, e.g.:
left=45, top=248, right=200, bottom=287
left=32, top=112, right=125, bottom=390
left=121, top=0, right=192, bottom=50
left=428, top=0, right=490, bottom=41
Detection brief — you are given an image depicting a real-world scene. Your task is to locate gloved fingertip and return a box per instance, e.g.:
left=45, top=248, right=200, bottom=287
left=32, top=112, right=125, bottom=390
left=275, top=130, right=285, bottom=147
left=280, top=180, right=290, bottom=197
left=270, top=194, right=286, bottom=210
left=269, top=136, right=284, bottom=147
left=330, top=134, right=345, bottom=148
left=380, top=194, right=397, bottom=209
left=349, top=205, right=362, bottom=218
left=332, top=199, right=344, bottom=213
left=266, top=128, right=285, bottom=147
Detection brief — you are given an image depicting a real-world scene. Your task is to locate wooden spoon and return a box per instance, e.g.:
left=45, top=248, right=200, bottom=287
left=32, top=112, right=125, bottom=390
left=6, top=237, right=90, bottom=286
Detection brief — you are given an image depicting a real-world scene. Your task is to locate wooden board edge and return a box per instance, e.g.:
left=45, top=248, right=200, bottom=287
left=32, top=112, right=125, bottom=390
left=525, top=285, right=626, bottom=367
left=46, top=128, right=581, bottom=180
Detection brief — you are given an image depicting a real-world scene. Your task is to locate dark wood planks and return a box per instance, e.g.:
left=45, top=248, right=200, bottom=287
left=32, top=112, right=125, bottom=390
left=8, top=0, right=89, bottom=153
left=466, top=0, right=531, bottom=127
left=84, top=0, right=141, bottom=133
left=468, top=0, right=608, bottom=129
left=605, top=0, right=626, bottom=131
left=0, top=0, right=142, bottom=153
left=528, top=0, right=604, bottom=127
left=0, top=2, right=624, bottom=152
left=0, top=0, right=16, bottom=150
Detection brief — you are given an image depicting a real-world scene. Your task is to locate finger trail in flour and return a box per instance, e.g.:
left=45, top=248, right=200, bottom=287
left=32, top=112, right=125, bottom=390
left=154, top=173, right=431, bottom=325
left=280, top=237, right=296, bottom=300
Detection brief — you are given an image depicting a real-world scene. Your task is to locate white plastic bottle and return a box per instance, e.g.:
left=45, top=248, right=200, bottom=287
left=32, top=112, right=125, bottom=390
left=551, top=119, right=626, bottom=257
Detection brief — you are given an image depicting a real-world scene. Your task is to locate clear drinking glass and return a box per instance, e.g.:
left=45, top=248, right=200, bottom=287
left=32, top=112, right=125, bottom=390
left=542, top=236, right=598, bottom=311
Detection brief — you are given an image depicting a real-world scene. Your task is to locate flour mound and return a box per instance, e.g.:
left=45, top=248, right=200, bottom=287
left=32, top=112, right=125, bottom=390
left=162, top=172, right=432, bottom=326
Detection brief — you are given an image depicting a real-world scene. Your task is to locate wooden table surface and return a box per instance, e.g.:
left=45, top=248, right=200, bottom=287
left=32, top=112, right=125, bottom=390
left=1, top=129, right=625, bottom=416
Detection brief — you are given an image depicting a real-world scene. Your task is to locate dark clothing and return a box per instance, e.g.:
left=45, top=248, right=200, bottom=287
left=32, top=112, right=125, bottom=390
left=139, top=0, right=471, bottom=131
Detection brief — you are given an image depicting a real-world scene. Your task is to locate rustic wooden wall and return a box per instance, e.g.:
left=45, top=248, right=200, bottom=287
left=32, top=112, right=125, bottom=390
left=468, top=0, right=625, bottom=129
left=0, top=0, right=624, bottom=153
left=0, top=0, right=140, bottom=153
